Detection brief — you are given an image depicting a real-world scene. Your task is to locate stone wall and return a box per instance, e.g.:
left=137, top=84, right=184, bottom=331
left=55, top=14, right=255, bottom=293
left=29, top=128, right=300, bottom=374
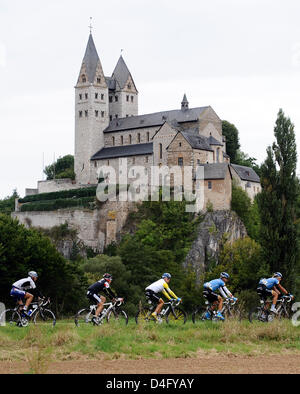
left=37, top=179, right=79, bottom=194
left=12, top=200, right=136, bottom=252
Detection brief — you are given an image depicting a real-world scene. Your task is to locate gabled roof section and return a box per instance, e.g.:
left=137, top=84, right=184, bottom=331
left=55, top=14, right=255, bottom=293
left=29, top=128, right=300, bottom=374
left=195, top=163, right=230, bottom=180
left=231, top=164, right=260, bottom=183
left=181, top=131, right=214, bottom=152
left=104, top=106, right=209, bottom=133
left=208, top=135, right=223, bottom=146
left=91, top=143, right=153, bottom=160
left=112, top=55, right=137, bottom=91
left=78, top=34, right=101, bottom=84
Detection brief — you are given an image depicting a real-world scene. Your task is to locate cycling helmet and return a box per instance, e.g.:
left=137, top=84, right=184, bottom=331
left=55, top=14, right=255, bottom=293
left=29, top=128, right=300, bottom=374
left=162, top=273, right=171, bottom=279
left=28, top=271, right=38, bottom=278
left=220, top=272, right=230, bottom=279
left=103, top=273, right=112, bottom=280
left=273, top=272, right=282, bottom=278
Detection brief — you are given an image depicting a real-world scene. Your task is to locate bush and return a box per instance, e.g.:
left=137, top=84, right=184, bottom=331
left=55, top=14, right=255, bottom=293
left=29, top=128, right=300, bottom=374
left=20, top=196, right=96, bottom=212
left=19, top=186, right=97, bottom=203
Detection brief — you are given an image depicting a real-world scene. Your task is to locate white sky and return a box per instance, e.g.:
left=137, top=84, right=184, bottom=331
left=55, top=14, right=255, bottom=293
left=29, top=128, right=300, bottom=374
left=0, top=0, right=300, bottom=198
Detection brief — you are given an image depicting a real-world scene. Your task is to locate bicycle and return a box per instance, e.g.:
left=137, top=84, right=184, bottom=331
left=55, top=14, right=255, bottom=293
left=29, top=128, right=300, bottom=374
left=249, top=295, right=293, bottom=323
left=192, top=298, right=238, bottom=323
left=0, top=298, right=56, bottom=327
left=135, top=299, right=187, bottom=324
left=74, top=298, right=128, bottom=327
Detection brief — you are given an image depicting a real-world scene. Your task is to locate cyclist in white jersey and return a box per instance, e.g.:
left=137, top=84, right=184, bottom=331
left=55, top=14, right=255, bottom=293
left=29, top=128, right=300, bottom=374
left=145, top=273, right=181, bottom=321
left=10, top=271, right=41, bottom=316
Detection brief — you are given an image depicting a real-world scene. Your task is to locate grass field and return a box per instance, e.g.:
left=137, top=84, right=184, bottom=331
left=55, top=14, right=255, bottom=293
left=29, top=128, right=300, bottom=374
left=0, top=318, right=300, bottom=373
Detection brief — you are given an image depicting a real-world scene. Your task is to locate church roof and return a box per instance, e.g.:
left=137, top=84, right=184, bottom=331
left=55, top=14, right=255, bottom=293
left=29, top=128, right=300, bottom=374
left=80, top=34, right=100, bottom=83
left=91, top=142, right=153, bottom=160
left=180, top=131, right=214, bottom=152
left=112, top=55, right=135, bottom=90
left=208, top=135, right=223, bottom=146
left=231, top=164, right=260, bottom=183
left=195, top=163, right=230, bottom=180
left=104, top=106, right=209, bottom=133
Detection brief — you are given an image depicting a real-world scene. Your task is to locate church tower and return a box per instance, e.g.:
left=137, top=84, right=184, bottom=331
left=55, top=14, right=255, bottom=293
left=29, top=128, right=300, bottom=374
left=108, top=55, right=138, bottom=120
left=74, top=33, right=109, bottom=184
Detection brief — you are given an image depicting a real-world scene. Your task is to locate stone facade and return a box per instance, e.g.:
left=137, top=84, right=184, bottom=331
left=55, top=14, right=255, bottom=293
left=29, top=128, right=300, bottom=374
left=12, top=200, right=136, bottom=252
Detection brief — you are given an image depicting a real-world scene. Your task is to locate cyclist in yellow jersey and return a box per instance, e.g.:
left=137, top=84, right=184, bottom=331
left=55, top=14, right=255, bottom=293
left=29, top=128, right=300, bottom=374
left=145, top=273, right=181, bottom=320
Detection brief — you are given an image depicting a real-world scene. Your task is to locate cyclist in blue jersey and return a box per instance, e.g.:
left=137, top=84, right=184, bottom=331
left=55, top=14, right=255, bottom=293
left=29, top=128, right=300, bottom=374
left=257, top=272, right=293, bottom=314
left=203, top=272, right=237, bottom=320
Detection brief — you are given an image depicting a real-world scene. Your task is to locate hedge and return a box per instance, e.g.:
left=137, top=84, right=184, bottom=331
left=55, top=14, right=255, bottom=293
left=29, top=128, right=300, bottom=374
left=20, top=196, right=97, bottom=212
left=19, top=186, right=97, bottom=203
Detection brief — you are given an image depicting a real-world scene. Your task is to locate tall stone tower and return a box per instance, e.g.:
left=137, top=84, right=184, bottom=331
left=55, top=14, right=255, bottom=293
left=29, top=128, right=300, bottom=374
left=75, top=33, right=109, bottom=185
left=108, top=55, right=138, bottom=120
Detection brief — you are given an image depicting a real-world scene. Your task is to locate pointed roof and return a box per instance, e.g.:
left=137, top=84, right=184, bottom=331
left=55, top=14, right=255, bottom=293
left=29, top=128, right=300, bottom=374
left=112, top=55, right=136, bottom=90
left=80, top=34, right=100, bottom=83
left=181, top=93, right=189, bottom=110
left=182, top=94, right=188, bottom=104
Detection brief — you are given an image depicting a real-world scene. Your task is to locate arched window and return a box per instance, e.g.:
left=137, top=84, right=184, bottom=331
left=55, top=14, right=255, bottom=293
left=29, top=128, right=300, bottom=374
left=82, top=74, right=86, bottom=83
left=137, top=133, right=141, bottom=143
left=129, top=134, right=132, bottom=144
left=216, top=148, right=220, bottom=163
left=147, top=132, right=150, bottom=142
left=159, top=143, right=163, bottom=159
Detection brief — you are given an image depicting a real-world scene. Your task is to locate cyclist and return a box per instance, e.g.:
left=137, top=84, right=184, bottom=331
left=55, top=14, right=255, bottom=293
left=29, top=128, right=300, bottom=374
left=10, top=271, right=42, bottom=316
left=86, top=273, right=118, bottom=324
left=257, top=272, right=293, bottom=314
left=145, top=273, right=181, bottom=321
left=203, top=272, right=237, bottom=320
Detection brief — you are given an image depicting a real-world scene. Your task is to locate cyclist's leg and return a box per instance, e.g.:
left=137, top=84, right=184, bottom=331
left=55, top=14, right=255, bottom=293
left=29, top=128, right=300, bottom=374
left=155, top=298, right=164, bottom=315
left=217, top=295, right=223, bottom=311
left=23, top=292, right=34, bottom=310
left=95, top=296, right=106, bottom=316
left=271, top=289, right=279, bottom=311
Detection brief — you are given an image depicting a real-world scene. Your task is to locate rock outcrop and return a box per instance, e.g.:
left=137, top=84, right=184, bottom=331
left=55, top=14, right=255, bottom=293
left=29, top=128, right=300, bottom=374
left=183, top=210, right=247, bottom=282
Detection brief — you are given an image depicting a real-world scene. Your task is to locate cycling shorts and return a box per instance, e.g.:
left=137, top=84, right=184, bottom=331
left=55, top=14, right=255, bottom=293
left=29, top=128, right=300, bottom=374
left=86, top=291, right=102, bottom=304
left=257, top=285, right=273, bottom=300
left=145, top=289, right=161, bottom=304
left=10, top=287, right=26, bottom=301
left=203, top=288, right=219, bottom=303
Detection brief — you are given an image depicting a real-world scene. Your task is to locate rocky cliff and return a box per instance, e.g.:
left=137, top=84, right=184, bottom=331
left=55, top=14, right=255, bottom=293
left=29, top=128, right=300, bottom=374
left=183, top=210, right=247, bottom=282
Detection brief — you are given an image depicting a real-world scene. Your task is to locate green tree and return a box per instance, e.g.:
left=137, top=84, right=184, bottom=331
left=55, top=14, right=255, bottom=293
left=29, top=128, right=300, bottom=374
left=257, top=109, right=298, bottom=290
left=222, top=120, right=261, bottom=176
left=222, top=120, right=240, bottom=163
left=231, top=183, right=261, bottom=240
left=0, top=214, right=87, bottom=315
left=0, top=189, right=19, bottom=215
left=44, top=155, right=75, bottom=180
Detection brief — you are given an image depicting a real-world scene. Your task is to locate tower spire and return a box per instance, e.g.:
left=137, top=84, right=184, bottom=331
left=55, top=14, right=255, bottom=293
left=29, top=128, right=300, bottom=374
left=181, top=93, right=189, bottom=111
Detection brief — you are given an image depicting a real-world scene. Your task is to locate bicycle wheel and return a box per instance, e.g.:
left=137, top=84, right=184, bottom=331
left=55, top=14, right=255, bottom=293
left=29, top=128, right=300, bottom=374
left=74, top=308, right=93, bottom=327
left=192, top=307, right=211, bottom=323
left=0, top=309, right=22, bottom=327
left=135, top=307, right=155, bottom=324
left=107, top=309, right=128, bottom=326
left=248, top=307, right=266, bottom=323
left=33, top=309, right=56, bottom=326
left=166, top=307, right=187, bottom=324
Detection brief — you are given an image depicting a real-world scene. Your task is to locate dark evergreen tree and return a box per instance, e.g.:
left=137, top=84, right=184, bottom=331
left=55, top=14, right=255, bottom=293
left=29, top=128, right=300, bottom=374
left=257, top=109, right=298, bottom=290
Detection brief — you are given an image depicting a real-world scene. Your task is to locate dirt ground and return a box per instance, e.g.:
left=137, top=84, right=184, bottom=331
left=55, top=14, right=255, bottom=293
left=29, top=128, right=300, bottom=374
left=1, top=353, right=300, bottom=374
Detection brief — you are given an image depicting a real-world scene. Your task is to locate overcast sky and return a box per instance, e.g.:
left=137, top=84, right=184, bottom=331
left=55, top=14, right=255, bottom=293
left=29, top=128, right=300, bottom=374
left=0, top=0, right=300, bottom=198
